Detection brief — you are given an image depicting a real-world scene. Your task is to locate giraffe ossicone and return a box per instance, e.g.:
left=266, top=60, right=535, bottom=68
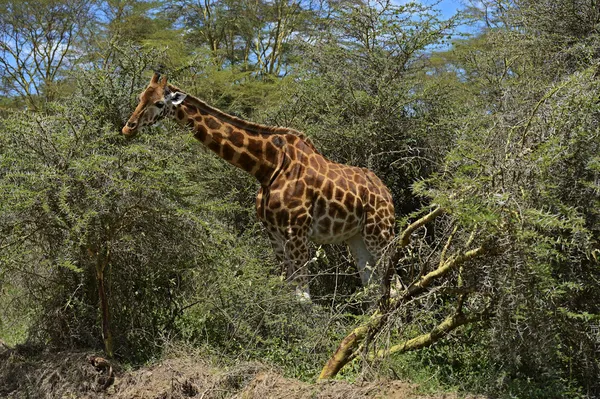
left=123, top=73, right=396, bottom=300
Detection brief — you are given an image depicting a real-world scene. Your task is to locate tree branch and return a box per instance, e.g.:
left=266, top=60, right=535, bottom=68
left=399, top=207, right=444, bottom=247
left=318, top=237, right=487, bottom=381
left=371, top=309, right=485, bottom=359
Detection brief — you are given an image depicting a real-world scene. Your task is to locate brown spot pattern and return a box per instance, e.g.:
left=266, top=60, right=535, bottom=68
left=129, top=78, right=395, bottom=291
left=205, top=117, right=221, bottom=130
left=230, top=130, right=245, bottom=147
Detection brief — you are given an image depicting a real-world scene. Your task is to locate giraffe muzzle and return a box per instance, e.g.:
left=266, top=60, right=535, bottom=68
left=122, top=121, right=138, bottom=136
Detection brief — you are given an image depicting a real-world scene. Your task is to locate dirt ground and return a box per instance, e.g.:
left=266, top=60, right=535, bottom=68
left=0, top=346, right=479, bottom=399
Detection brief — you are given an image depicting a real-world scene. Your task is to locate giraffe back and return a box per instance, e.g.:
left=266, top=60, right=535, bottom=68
left=256, top=134, right=395, bottom=246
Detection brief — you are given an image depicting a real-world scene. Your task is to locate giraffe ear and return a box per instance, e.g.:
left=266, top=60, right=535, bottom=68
left=166, top=91, right=186, bottom=105
left=159, top=75, right=168, bottom=88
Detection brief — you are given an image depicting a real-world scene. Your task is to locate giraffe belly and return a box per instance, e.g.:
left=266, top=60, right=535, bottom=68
left=308, top=216, right=362, bottom=245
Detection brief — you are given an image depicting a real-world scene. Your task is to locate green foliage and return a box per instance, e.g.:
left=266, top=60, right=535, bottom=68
left=173, top=234, right=341, bottom=380
left=398, top=3, right=600, bottom=396
left=0, top=1, right=599, bottom=397
left=0, top=43, right=348, bottom=373
left=265, top=1, right=461, bottom=215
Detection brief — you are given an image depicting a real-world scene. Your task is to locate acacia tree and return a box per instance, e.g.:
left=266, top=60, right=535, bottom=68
left=169, top=0, right=322, bottom=75
left=0, top=0, right=93, bottom=109
left=320, top=65, right=599, bottom=399
left=319, top=1, right=600, bottom=396
left=0, top=42, right=341, bottom=369
left=0, top=46, right=213, bottom=357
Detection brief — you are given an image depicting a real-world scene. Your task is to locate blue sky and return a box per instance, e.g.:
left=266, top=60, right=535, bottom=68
left=436, top=0, right=465, bottom=18
left=395, top=0, right=478, bottom=36
left=429, top=0, right=482, bottom=38
left=392, top=0, right=466, bottom=17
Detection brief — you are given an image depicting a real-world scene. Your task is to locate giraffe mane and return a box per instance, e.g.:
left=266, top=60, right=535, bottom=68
left=167, top=84, right=320, bottom=153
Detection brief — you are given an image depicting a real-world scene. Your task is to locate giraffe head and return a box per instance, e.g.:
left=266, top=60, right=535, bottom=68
left=122, top=73, right=187, bottom=136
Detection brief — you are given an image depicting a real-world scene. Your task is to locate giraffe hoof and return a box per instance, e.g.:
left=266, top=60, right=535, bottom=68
left=389, top=275, right=404, bottom=299
left=295, top=288, right=312, bottom=302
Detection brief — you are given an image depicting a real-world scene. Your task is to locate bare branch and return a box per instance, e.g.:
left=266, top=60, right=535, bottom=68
left=319, top=237, right=488, bottom=381
left=399, top=207, right=445, bottom=247
left=372, top=309, right=485, bottom=359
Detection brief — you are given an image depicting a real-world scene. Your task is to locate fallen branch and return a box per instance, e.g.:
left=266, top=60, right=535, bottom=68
left=318, top=312, right=385, bottom=380
left=318, top=209, right=487, bottom=380
left=371, top=310, right=483, bottom=359
left=405, top=246, right=486, bottom=298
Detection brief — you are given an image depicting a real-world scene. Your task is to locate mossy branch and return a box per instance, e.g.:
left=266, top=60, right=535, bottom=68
left=399, top=207, right=445, bottom=247
left=371, top=309, right=484, bottom=359
left=318, top=215, right=487, bottom=381
left=405, top=245, right=486, bottom=298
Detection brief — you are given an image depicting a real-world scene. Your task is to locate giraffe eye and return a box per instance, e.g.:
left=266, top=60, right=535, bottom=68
left=155, top=101, right=165, bottom=108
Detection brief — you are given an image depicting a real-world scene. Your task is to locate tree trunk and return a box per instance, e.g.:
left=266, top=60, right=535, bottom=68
left=94, top=247, right=113, bottom=358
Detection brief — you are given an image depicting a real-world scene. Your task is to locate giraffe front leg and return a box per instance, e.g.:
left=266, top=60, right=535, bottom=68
left=283, top=233, right=311, bottom=301
left=265, top=226, right=311, bottom=301
left=346, top=234, right=377, bottom=286
left=264, top=225, right=287, bottom=276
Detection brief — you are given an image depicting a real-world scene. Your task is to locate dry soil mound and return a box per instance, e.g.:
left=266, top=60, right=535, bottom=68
left=0, top=346, right=479, bottom=399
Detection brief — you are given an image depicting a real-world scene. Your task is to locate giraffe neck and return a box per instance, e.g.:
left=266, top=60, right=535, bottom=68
left=167, top=86, right=287, bottom=185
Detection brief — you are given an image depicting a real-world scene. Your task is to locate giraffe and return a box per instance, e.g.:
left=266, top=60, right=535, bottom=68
left=122, top=73, right=396, bottom=299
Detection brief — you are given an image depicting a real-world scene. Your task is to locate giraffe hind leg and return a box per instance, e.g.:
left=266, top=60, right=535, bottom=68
left=346, top=234, right=377, bottom=286
left=362, top=228, right=399, bottom=298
